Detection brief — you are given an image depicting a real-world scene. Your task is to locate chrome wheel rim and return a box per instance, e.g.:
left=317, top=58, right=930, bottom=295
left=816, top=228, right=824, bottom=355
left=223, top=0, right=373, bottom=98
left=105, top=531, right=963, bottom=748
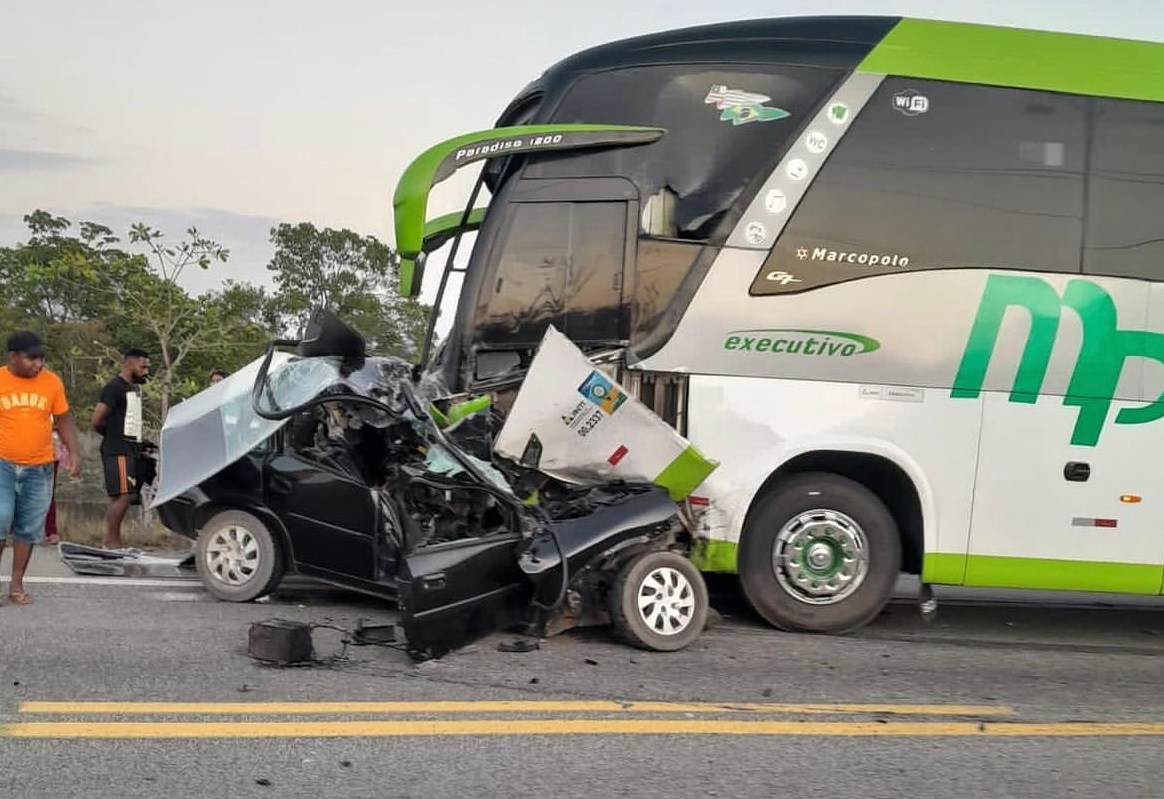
left=636, top=566, right=697, bottom=636
left=772, top=509, right=869, bottom=605
left=205, top=524, right=260, bottom=586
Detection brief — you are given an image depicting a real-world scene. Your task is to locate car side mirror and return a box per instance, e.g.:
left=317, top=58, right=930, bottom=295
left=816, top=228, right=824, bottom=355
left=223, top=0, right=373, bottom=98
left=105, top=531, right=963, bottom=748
left=298, top=308, right=367, bottom=361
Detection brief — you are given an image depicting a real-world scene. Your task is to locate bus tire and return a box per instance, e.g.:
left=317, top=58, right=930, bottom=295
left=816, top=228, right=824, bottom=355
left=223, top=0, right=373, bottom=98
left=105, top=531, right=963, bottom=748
left=609, top=551, right=709, bottom=652
left=739, top=472, right=900, bottom=634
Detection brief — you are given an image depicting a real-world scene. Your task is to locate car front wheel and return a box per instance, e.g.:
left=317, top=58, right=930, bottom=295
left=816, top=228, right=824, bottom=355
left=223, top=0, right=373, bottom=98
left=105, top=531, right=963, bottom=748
left=195, top=510, right=285, bottom=602
left=609, top=551, right=709, bottom=651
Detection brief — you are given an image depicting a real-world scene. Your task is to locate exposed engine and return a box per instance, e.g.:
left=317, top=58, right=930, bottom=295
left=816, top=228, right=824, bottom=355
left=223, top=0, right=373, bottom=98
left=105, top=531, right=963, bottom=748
left=285, top=358, right=663, bottom=557
left=284, top=359, right=529, bottom=553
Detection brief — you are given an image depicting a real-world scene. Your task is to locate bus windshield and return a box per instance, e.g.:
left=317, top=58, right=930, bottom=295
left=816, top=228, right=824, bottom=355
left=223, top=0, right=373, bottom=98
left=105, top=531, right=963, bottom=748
left=392, top=124, right=665, bottom=298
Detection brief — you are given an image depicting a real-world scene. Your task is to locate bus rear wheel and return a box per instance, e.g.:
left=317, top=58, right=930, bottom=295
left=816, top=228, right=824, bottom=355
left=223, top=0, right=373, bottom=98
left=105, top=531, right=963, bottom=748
left=739, top=472, right=900, bottom=634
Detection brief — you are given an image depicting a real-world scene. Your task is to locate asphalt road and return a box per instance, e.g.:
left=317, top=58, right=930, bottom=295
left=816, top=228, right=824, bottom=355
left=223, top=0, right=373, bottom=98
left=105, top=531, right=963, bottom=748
left=2, top=549, right=1163, bottom=799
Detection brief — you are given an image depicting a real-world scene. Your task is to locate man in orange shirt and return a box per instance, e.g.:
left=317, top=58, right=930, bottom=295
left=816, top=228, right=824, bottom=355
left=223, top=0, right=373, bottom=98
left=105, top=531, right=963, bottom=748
left=0, top=330, right=82, bottom=604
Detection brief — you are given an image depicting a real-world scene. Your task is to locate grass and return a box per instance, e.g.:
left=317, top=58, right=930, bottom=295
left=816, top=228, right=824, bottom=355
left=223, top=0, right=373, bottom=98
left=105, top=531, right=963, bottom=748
left=52, top=501, right=191, bottom=550
left=47, top=431, right=191, bottom=550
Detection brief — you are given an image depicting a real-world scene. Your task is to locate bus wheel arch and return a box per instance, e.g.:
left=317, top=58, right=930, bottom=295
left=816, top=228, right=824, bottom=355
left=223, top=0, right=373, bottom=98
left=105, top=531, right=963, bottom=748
left=738, top=452, right=923, bottom=634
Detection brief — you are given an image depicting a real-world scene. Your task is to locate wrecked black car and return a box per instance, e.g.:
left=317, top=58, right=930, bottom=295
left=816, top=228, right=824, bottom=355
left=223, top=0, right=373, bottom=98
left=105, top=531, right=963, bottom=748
left=149, top=311, right=710, bottom=659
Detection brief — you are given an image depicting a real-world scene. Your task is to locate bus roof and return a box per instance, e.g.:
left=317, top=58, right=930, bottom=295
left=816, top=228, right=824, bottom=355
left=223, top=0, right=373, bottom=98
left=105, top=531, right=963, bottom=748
left=861, top=18, right=1164, bottom=103
left=396, top=17, right=1164, bottom=294
left=501, top=16, right=1164, bottom=122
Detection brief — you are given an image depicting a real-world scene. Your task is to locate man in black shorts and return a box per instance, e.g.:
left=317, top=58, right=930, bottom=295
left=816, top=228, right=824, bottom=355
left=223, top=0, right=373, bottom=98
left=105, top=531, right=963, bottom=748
left=91, top=348, right=150, bottom=550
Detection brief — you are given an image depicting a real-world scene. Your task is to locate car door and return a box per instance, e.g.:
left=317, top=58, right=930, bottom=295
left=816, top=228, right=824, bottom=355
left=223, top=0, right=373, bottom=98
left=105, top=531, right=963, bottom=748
left=263, top=448, right=379, bottom=584
left=400, top=532, right=527, bottom=615
left=398, top=530, right=528, bottom=655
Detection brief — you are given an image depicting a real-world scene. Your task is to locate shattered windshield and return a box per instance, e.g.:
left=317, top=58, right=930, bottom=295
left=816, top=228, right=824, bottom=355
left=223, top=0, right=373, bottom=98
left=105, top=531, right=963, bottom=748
left=255, top=356, right=349, bottom=415
left=527, top=64, right=842, bottom=241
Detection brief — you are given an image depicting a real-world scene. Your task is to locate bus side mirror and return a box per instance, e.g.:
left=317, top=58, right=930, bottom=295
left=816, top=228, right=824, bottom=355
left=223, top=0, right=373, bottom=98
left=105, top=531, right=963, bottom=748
left=400, top=252, right=426, bottom=299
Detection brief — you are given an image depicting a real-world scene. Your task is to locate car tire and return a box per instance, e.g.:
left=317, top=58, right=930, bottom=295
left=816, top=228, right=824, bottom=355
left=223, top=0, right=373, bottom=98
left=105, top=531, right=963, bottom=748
left=195, top=510, right=285, bottom=603
left=739, top=472, right=900, bottom=634
left=609, top=551, right=709, bottom=652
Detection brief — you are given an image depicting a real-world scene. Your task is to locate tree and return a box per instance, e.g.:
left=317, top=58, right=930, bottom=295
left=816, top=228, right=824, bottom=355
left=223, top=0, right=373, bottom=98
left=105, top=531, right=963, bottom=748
left=0, top=212, right=139, bottom=409
left=1, top=211, right=128, bottom=325
left=0, top=210, right=439, bottom=434
left=266, top=222, right=432, bottom=360
left=102, top=224, right=230, bottom=420
left=170, top=280, right=277, bottom=396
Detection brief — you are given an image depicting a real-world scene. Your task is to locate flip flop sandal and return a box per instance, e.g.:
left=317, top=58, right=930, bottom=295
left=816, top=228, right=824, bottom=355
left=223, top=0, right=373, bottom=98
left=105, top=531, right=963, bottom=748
left=8, top=591, right=31, bottom=605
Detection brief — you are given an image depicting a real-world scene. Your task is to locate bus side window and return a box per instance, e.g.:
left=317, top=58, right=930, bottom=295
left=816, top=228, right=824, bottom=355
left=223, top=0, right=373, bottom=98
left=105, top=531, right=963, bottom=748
left=529, top=64, right=843, bottom=245
left=752, top=78, right=1088, bottom=295
left=1083, top=99, right=1164, bottom=280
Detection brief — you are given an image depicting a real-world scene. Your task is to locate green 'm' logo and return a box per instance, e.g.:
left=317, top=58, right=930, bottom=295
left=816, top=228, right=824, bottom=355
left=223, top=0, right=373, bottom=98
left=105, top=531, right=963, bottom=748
left=952, top=274, right=1164, bottom=446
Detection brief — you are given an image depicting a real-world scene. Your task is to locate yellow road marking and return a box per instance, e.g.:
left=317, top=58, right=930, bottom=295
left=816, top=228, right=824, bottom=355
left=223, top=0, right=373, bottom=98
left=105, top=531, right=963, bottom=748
left=3, top=720, right=1163, bottom=739
left=18, top=701, right=1016, bottom=717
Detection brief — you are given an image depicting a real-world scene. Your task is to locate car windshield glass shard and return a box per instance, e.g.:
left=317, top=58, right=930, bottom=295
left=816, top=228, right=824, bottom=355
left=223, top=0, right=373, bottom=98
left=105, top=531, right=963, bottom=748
left=423, top=442, right=515, bottom=496
left=152, top=351, right=295, bottom=507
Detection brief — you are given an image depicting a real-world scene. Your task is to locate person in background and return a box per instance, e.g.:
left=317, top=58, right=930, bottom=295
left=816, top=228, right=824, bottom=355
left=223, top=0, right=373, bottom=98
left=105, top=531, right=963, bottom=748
left=0, top=330, right=82, bottom=604
left=209, top=369, right=228, bottom=386
left=91, top=348, right=150, bottom=551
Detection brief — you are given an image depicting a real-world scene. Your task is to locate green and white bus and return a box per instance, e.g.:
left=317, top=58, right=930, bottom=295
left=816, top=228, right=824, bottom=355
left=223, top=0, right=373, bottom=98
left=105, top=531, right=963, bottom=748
left=390, top=16, right=1164, bottom=634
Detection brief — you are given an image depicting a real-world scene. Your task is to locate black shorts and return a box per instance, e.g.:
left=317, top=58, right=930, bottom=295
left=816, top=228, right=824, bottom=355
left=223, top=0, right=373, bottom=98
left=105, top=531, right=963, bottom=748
left=102, top=453, right=140, bottom=497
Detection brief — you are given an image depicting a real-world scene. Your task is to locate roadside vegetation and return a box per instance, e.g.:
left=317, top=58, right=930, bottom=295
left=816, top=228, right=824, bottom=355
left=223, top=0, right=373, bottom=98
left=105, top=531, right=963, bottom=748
left=2, top=210, right=431, bottom=547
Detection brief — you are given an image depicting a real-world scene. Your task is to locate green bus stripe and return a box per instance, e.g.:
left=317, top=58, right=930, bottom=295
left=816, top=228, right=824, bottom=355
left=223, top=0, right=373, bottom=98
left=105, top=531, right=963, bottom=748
left=922, top=552, right=967, bottom=585
left=689, top=539, right=738, bottom=573
left=860, top=18, right=1164, bottom=103
left=654, top=445, right=718, bottom=502
left=924, top=553, right=1163, bottom=594
left=694, top=549, right=1160, bottom=594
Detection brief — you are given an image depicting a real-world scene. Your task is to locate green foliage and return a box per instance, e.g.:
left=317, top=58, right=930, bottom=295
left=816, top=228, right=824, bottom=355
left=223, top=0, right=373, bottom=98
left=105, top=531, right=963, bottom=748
left=1, top=210, right=433, bottom=436
left=267, top=222, right=432, bottom=359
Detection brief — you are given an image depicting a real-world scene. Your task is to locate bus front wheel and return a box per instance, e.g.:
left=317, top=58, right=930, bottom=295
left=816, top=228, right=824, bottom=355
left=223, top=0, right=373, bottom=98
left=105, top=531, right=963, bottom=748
left=739, top=472, right=900, bottom=634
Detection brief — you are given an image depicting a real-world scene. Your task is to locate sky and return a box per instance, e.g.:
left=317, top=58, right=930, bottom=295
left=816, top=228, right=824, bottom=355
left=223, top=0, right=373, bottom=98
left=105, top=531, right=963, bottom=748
left=2, top=0, right=1163, bottom=317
